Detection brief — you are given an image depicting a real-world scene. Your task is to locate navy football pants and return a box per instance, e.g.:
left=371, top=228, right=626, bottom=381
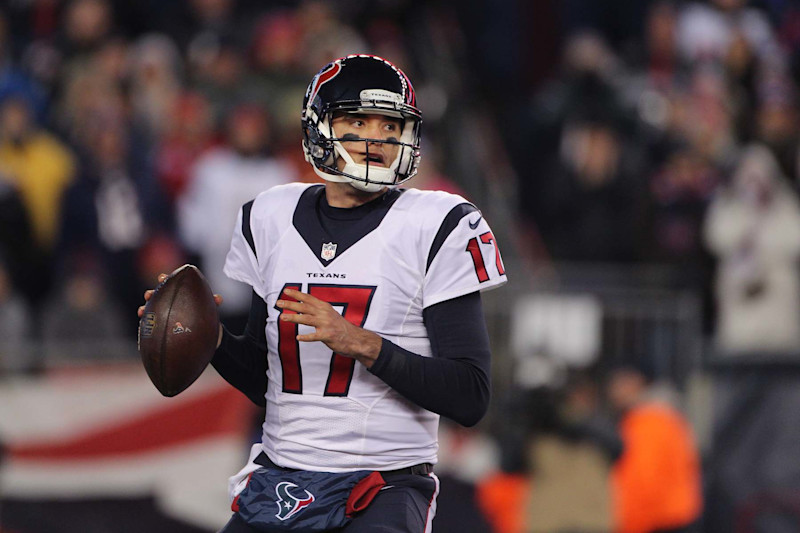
left=218, top=472, right=439, bottom=532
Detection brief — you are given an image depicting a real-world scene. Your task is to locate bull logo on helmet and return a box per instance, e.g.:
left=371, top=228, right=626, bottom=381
left=307, top=61, right=342, bottom=108
left=274, top=481, right=315, bottom=521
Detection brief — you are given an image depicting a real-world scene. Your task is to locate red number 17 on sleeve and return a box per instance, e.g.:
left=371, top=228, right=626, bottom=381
left=466, top=231, right=505, bottom=282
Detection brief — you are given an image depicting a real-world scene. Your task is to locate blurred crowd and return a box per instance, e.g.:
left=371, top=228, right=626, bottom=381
left=4, top=0, right=798, bottom=358
left=488, top=0, right=800, bottom=531
left=509, top=0, right=800, bottom=357
left=0, top=0, right=458, bottom=359
left=1, top=0, right=800, bottom=531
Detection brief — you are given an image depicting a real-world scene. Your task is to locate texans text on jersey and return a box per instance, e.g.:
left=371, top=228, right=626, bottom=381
left=306, top=272, right=347, bottom=279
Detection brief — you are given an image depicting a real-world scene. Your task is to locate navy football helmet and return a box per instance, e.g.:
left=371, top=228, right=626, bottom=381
left=301, top=54, right=422, bottom=192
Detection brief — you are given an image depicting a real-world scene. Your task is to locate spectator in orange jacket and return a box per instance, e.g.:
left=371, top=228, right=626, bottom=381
left=607, top=365, right=703, bottom=533
left=475, top=470, right=530, bottom=533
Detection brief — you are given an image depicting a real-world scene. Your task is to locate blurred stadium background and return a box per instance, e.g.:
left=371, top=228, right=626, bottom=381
left=1, top=0, right=800, bottom=531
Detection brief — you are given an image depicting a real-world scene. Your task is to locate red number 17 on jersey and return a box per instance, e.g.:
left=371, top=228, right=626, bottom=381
left=275, top=283, right=377, bottom=397
left=466, top=231, right=505, bottom=282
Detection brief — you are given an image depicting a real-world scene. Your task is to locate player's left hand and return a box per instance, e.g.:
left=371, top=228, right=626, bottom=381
left=276, top=288, right=382, bottom=367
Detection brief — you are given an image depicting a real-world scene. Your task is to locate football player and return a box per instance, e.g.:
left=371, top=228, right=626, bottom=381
left=143, top=54, right=507, bottom=532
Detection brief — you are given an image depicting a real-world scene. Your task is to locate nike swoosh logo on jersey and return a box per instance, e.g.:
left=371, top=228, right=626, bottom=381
left=468, top=216, right=482, bottom=229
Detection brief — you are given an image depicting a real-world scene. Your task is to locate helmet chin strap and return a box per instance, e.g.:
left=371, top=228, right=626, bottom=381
left=342, top=169, right=389, bottom=192
left=332, top=139, right=398, bottom=192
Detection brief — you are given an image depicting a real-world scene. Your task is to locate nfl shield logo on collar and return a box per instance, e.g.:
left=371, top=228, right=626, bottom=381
left=321, top=242, right=337, bottom=261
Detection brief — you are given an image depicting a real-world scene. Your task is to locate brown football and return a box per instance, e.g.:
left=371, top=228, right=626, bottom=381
left=138, top=264, right=219, bottom=397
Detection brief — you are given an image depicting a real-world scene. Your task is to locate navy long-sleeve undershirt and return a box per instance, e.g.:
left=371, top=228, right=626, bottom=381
left=211, top=291, right=268, bottom=407
left=211, top=290, right=492, bottom=427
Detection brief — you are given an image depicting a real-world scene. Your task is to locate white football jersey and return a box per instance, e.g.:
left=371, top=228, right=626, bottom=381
left=223, top=183, right=507, bottom=473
